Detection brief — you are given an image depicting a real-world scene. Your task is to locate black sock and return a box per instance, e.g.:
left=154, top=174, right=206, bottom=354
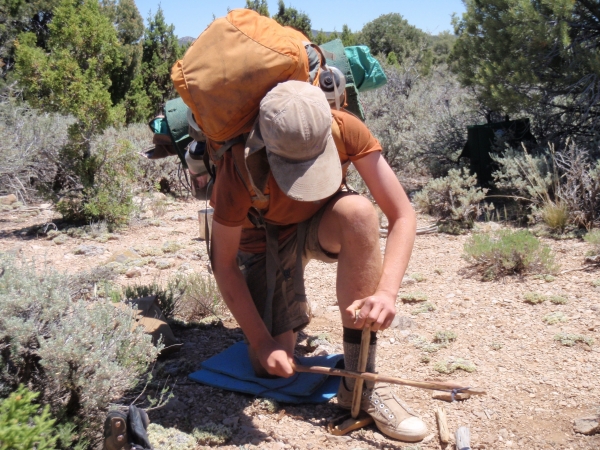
left=342, top=327, right=377, bottom=390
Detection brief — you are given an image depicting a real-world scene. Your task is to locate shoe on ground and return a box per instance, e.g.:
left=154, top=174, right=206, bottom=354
left=128, top=405, right=153, bottom=450
left=337, top=380, right=428, bottom=442
left=103, top=410, right=130, bottom=450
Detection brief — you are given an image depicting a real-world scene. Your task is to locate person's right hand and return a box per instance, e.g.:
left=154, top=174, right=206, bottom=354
left=256, top=340, right=295, bottom=378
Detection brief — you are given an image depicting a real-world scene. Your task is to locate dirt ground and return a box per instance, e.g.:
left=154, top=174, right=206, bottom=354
left=1, top=196, right=599, bottom=450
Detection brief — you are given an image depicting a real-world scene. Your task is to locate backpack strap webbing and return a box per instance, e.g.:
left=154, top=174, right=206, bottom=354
left=231, top=144, right=270, bottom=211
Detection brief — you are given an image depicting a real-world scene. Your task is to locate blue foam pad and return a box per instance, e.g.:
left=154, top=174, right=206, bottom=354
left=189, top=341, right=344, bottom=404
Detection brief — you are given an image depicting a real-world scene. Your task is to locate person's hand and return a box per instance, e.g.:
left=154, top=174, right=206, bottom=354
left=256, top=340, right=295, bottom=378
left=346, top=291, right=396, bottom=332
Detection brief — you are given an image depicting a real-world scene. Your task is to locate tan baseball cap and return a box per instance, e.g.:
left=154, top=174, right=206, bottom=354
left=253, top=80, right=342, bottom=202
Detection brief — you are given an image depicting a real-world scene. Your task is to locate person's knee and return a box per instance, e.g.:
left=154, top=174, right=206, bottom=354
left=335, top=196, right=379, bottom=244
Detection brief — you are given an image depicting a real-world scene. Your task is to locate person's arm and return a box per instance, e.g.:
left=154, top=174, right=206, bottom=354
left=211, top=221, right=295, bottom=377
left=347, top=151, right=417, bottom=331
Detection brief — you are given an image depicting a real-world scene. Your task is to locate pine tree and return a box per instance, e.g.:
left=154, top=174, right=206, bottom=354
left=15, top=0, right=136, bottom=224
left=340, top=24, right=356, bottom=47
left=452, top=0, right=600, bottom=140
left=359, top=13, right=426, bottom=62
left=101, top=0, right=145, bottom=122
left=0, top=0, right=62, bottom=83
left=273, top=0, right=311, bottom=37
left=245, top=0, right=270, bottom=17
left=141, top=6, right=183, bottom=117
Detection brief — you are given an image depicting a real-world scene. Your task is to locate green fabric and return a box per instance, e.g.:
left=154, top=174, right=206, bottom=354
left=319, top=39, right=365, bottom=121
left=149, top=117, right=169, bottom=135
left=319, top=39, right=354, bottom=85
left=344, top=46, right=388, bottom=92
left=164, top=97, right=193, bottom=167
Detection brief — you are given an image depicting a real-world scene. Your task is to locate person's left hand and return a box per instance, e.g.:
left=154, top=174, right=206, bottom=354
left=345, top=291, right=396, bottom=331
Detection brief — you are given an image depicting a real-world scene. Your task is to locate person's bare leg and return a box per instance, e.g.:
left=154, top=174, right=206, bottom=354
left=317, top=193, right=382, bottom=327
left=318, top=192, right=428, bottom=442
left=249, top=330, right=297, bottom=377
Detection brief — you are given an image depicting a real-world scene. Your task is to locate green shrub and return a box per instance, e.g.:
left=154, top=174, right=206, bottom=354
left=549, top=295, right=568, bottom=305
left=124, top=277, right=185, bottom=320
left=543, top=312, right=568, bottom=325
left=410, top=273, right=427, bottom=282
left=541, top=202, right=569, bottom=232
left=524, top=292, right=546, bottom=304
left=554, top=333, right=594, bottom=347
left=0, top=255, right=159, bottom=443
left=433, top=358, right=476, bottom=374
left=55, top=136, right=138, bottom=226
left=399, top=291, right=428, bottom=303
left=176, top=273, right=225, bottom=323
left=492, top=144, right=600, bottom=230
left=0, top=386, right=61, bottom=450
left=463, top=230, right=558, bottom=280
left=412, top=302, right=436, bottom=315
left=0, top=99, right=72, bottom=202
left=433, top=330, right=457, bottom=345
left=584, top=230, right=600, bottom=255
left=414, top=168, right=490, bottom=230
left=524, top=292, right=567, bottom=305
left=192, top=422, right=232, bottom=446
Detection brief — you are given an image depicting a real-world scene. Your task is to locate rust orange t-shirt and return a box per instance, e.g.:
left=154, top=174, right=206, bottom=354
left=210, top=109, right=382, bottom=253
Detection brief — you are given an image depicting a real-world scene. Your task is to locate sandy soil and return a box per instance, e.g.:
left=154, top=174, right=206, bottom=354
left=1, top=197, right=599, bottom=450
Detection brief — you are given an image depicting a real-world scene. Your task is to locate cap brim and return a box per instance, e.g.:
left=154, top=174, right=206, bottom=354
left=267, top=133, right=342, bottom=202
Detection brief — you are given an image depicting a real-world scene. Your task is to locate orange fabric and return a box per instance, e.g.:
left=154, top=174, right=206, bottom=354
left=171, top=9, right=310, bottom=143
left=210, top=109, right=382, bottom=253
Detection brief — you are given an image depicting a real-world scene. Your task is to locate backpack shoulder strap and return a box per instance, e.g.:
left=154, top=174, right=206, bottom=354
left=231, top=143, right=270, bottom=211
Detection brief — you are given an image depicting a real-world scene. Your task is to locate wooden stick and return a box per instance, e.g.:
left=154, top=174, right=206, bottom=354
left=291, top=364, right=486, bottom=396
left=351, top=326, right=371, bottom=419
left=435, top=407, right=450, bottom=444
left=455, top=426, right=471, bottom=450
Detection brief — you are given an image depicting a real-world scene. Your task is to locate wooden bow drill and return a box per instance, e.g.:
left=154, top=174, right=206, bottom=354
left=291, top=363, right=486, bottom=397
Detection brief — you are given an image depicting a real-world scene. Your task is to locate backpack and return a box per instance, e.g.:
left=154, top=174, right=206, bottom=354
left=171, top=9, right=322, bottom=143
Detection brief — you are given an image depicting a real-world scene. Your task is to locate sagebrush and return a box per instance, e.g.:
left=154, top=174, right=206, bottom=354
left=463, top=230, right=558, bottom=280
left=414, top=168, right=490, bottom=231
left=0, top=255, right=159, bottom=445
left=493, top=143, right=600, bottom=230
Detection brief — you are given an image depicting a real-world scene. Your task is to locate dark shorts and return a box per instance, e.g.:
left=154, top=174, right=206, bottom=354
left=237, top=195, right=343, bottom=337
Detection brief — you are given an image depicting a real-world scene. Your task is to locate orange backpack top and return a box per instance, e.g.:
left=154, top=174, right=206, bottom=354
left=171, top=9, right=314, bottom=143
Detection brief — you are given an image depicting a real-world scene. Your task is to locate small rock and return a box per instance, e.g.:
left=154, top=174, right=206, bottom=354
left=74, top=245, right=105, bottom=256
left=126, top=267, right=142, bottom=278
left=573, top=415, right=600, bottom=435
left=152, top=192, right=167, bottom=201
left=156, top=259, right=174, bottom=270
left=391, top=315, right=413, bottom=330
left=312, top=344, right=336, bottom=357
left=0, top=194, right=17, bottom=205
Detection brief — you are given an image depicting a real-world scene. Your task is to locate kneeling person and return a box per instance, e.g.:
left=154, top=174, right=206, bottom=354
left=210, top=81, right=427, bottom=442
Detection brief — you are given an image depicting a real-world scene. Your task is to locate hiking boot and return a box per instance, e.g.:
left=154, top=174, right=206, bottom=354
left=128, top=405, right=153, bottom=450
left=103, top=410, right=131, bottom=450
left=337, top=380, right=428, bottom=442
